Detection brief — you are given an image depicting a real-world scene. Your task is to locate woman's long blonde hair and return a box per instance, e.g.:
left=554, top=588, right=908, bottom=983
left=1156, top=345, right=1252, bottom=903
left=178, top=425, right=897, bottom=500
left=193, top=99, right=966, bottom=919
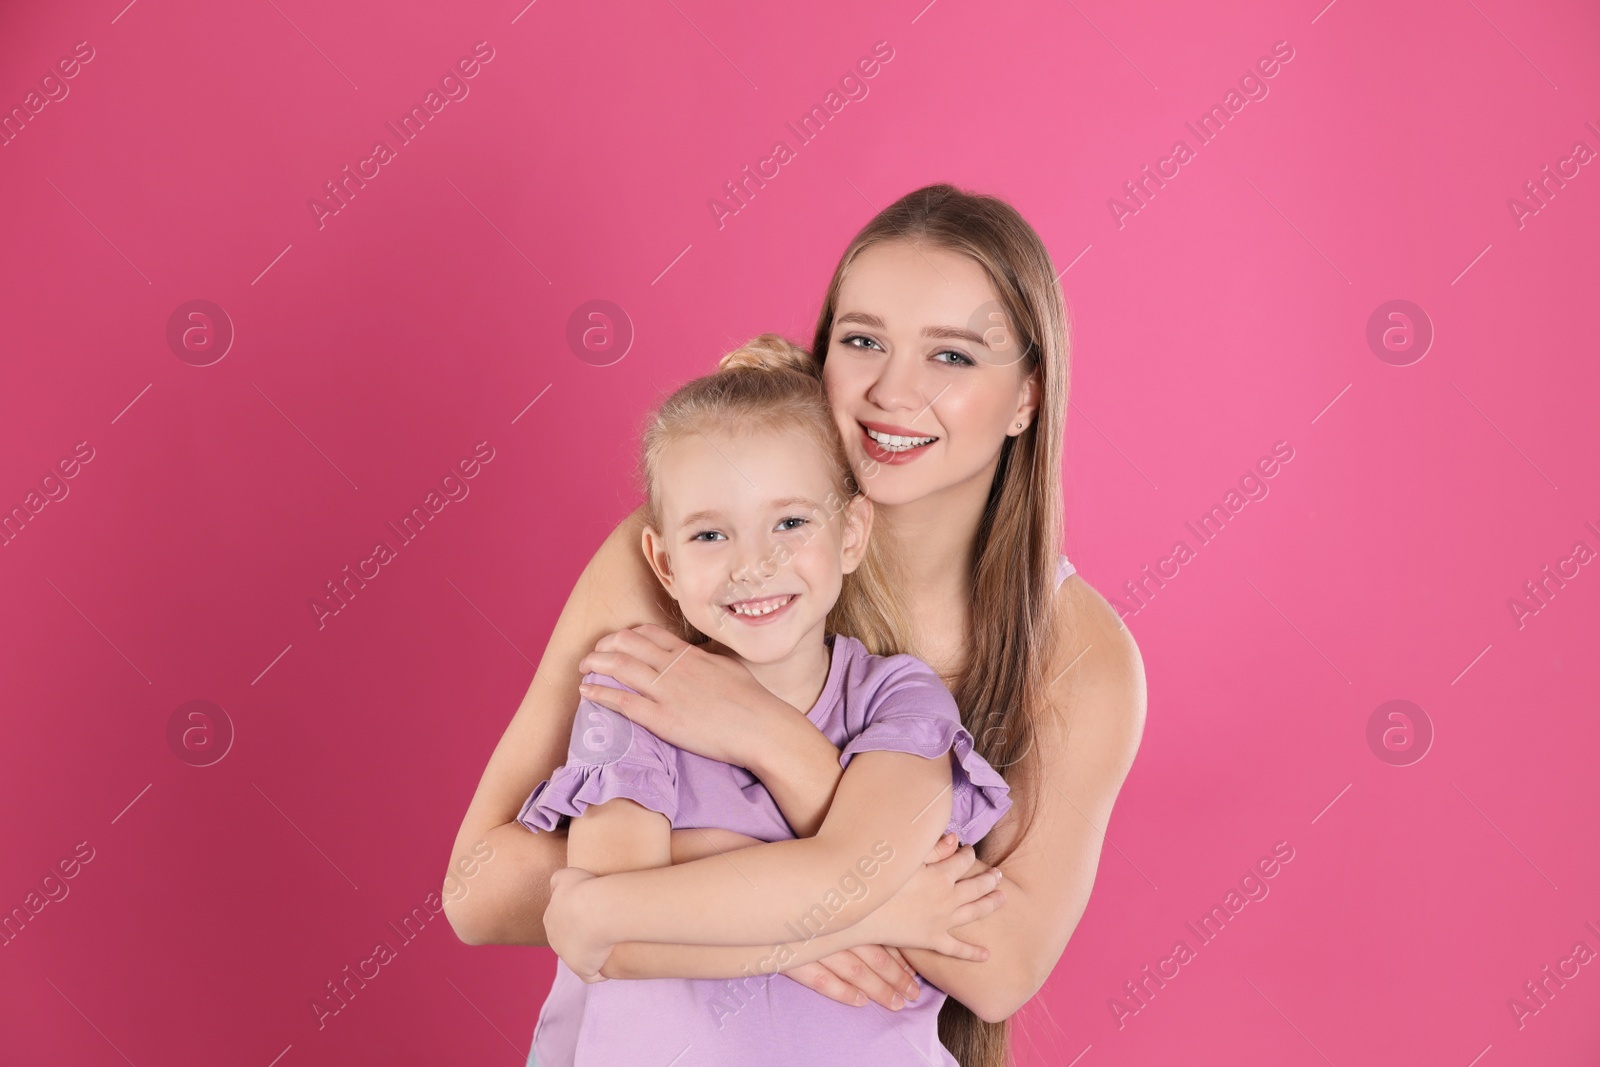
left=810, top=183, right=1071, bottom=1067
left=637, top=333, right=910, bottom=655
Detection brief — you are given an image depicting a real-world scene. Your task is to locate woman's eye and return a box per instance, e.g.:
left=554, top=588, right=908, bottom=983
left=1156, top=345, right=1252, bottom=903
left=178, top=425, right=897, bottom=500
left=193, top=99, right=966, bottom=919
left=933, top=349, right=976, bottom=367
left=776, top=517, right=809, bottom=532
left=839, top=333, right=882, bottom=351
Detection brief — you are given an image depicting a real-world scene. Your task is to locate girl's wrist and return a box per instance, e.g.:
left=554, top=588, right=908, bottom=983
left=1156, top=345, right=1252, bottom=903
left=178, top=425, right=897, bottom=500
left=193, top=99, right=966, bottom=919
left=573, top=876, right=622, bottom=950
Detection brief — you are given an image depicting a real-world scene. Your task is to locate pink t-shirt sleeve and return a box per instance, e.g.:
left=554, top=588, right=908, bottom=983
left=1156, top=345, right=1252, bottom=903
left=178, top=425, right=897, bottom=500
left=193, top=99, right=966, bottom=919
left=837, top=661, right=1013, bottom=846
left=516, top=674, right=679, bottom=832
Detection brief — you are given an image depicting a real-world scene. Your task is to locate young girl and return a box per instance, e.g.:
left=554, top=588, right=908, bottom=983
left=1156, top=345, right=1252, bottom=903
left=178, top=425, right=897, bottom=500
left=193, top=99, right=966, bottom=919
left=515, top=334, right=1014, bottom=1066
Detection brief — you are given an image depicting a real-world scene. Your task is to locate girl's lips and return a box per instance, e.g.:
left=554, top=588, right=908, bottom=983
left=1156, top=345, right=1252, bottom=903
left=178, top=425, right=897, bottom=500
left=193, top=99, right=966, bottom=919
left=860, top=424, right=937, bottom=466
left=723, top=593, right=799, bottom=626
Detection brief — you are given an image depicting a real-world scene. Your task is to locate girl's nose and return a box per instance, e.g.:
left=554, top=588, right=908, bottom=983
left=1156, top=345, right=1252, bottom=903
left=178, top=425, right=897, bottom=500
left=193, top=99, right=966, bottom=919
left=729, top=535, right=778, bottom=593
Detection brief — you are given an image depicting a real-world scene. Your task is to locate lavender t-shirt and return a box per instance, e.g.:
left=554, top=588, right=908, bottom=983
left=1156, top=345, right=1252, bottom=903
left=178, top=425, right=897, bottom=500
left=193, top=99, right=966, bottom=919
left=516, top=632, right=1019, bottom=1067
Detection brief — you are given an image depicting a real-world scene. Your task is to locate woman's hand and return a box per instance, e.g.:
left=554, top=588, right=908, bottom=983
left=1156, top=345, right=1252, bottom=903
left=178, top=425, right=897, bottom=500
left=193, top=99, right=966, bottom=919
left=544, top=867, right=613, bottom=983
left=852, top=832, right=1005, bottom=962
left=577, top=624, right=791, bottom=768
left=784, top=944, right=924, bottom=1010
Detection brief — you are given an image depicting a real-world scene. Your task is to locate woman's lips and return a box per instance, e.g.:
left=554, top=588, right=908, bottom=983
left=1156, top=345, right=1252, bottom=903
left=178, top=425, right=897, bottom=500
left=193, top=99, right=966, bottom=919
left=860, top=423, right=937, bottom=465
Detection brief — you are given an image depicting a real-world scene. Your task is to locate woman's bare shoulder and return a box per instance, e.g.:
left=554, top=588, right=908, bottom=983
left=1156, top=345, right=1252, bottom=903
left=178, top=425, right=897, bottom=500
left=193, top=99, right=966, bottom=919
left=1040, top=573, right=1147, bottom=779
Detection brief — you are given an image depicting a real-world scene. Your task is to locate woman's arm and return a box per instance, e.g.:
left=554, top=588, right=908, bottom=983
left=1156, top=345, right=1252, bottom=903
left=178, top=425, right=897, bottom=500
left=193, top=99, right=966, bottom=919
left=442, top=505, right=673, bottom=947
left=894, top=578, right=1147, bottom=1022
left=565, top=579, right=1146, bottom=1022
left=549, top=749, right=955, bottom=961
left=577, top=625, right=848, bottom=836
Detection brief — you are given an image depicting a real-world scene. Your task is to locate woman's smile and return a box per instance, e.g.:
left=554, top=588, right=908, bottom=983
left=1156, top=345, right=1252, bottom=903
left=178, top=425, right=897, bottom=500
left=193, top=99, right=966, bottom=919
left=860, top=420, right=940, bottom=464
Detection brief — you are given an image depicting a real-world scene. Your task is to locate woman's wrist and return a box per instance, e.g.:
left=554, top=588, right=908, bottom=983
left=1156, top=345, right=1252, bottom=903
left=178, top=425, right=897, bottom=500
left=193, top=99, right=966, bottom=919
left=751, top=708, right=841, bottom=779
left=731, top=686, right=809, bottom=773
left=745, top=706, right=846, bottom=839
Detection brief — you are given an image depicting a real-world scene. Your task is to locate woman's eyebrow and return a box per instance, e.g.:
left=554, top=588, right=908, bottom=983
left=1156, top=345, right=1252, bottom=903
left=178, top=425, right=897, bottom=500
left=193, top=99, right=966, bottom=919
left=924, top=323, right=988, bottom=345
left=838, top=311, right=988, bottom=346
left=836, top=311, right=885, bottom=329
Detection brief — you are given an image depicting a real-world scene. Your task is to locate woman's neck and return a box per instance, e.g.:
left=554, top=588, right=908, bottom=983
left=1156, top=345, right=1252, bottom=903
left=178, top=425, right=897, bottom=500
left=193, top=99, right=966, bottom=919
left=872, top=454, right=996, bottom=614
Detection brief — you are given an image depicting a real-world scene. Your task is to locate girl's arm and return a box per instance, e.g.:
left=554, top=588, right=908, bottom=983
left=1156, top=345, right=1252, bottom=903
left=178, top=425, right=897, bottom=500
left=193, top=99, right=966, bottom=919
left=440, top=508, right=922, bottom=1009
left=442, top=506, right=674, bottom=947
left=564, top=801, right=869, bottom=977
left=596, top=832, right=1006, bottom=983
left=546, top=749, right=956, bottom=970
left=567, top=796, right=672, bottom=875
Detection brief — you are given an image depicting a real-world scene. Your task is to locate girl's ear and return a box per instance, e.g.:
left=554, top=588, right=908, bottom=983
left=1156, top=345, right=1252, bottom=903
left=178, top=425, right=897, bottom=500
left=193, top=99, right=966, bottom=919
left=1009, top=368, right=1042, bottom=436
left=640, top=524, right=676, bottom=595
left=839, top=493, right=874, bottom=575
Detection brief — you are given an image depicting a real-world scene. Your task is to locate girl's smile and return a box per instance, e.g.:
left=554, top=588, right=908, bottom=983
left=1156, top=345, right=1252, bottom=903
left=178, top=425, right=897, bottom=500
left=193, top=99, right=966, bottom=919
left=722, top=591, right=801, bottom=625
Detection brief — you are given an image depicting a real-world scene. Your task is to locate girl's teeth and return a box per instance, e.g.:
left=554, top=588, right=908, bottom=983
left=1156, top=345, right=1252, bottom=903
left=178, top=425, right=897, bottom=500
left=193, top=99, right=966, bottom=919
left=731, top=594, right=793, bottom=616
left=866, top=428, right=936, bottom=451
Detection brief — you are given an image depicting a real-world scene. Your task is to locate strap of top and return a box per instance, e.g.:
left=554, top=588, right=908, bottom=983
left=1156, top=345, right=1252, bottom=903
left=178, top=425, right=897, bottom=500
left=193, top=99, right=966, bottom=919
left=1056, top=553, right=1076, bottom=589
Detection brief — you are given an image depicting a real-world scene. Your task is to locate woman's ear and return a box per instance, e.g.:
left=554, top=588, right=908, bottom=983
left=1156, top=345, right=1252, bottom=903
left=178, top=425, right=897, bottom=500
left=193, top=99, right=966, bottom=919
left=839, top=494, right=874, bottom=575
left=1009, top=368, right=1042, bottom=436
left=640, top=525, right=676, bottom=595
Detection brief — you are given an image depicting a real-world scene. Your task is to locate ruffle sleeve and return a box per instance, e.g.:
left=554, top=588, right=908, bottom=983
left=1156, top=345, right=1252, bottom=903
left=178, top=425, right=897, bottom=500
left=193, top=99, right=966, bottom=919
left=516, top=756, right=678, bottom=832
left=839, top=713, right=1013, bottom=847
left=516, top=682, right=678, bottom=832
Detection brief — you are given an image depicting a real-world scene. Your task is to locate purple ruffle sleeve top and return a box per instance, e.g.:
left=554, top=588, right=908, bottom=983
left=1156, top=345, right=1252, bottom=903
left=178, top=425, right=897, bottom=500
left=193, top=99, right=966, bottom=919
left=516, top=632, right=1017, bottom=1067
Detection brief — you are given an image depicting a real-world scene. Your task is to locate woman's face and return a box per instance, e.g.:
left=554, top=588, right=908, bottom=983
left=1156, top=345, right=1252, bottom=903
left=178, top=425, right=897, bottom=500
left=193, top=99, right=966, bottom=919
left=821, top=239, right=1040, bottom=508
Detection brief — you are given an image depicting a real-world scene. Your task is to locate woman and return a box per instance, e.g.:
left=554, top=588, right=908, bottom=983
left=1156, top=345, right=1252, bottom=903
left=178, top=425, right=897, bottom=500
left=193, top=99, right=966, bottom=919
left=445, top=183, right=1147, bottom=1066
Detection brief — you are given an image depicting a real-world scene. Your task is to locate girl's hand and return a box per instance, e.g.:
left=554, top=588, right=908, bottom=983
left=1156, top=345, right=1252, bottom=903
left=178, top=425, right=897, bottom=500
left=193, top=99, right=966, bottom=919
left=544, top=867, right=613, bottom=983
left=577, top=624, right=789, bottom=768
left=780, top=833, right=999, bottom=1008
left=854, top=833, right=1006, bottom=962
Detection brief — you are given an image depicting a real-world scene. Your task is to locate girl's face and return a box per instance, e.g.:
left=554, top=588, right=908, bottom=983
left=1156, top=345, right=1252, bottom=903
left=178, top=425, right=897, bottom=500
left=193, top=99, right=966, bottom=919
left=821, top=239, right=1041, bottom=507
left=641, top=426, right=871, bottom=665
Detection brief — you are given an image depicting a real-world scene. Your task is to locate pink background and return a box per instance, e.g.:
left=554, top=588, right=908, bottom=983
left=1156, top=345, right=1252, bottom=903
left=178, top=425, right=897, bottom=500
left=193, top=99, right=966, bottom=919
left=2, top=0, right=1597, bottom=1063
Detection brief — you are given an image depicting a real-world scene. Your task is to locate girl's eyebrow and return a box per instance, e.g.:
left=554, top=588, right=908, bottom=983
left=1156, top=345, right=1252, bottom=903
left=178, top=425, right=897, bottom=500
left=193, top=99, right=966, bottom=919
left=678, top=497, right=824, bottom=529
left=837, top=310, right=986, bottom=346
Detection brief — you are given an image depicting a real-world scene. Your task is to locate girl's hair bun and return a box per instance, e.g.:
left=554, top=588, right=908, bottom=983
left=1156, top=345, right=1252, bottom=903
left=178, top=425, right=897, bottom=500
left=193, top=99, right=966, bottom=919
left=716, top=333, right=816, bottom=376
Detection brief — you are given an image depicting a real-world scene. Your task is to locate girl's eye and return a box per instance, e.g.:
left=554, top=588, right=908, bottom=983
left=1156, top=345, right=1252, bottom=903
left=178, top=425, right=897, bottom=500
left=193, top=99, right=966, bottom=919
left=776, top=516, right=809, bottom=532
left=933, top=349, right=976, bottom=367
left=689, top=531, right=725, bottom=542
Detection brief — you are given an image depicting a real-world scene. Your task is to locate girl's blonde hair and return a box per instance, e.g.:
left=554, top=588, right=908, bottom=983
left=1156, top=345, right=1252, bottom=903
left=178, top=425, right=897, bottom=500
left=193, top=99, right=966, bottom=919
left=809, top=184, right=1070, bottom=1067
left=638, top=333, right=908, bottom=654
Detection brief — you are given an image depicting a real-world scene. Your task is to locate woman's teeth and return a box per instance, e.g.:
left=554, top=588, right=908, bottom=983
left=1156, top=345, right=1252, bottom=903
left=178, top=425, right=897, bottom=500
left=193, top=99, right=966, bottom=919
left=728, top=594, right=795, bottom=617
left=866, top=428, right=937, bottom=451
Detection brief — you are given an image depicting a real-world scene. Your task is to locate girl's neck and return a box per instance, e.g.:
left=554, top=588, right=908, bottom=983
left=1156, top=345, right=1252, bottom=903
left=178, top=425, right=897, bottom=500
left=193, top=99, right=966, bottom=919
left=706, top=626, right=836, bottom=717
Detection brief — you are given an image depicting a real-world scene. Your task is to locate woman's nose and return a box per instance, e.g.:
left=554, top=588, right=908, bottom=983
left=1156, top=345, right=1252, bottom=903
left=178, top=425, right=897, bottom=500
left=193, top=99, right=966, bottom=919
left=865, top=351, right=924, bottom=413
